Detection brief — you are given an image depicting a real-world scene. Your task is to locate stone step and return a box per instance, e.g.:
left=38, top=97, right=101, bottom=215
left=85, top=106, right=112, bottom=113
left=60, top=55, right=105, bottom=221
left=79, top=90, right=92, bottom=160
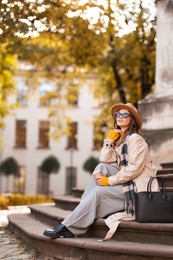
left=156, top=173, right=173, bottom=190
left=29, top=204, right=173, bottom=246
left=29, top=204, right=71, bottom=227
left=53, top=195, right=80, bottom=211
left=157, top=169, right=173, bottom=175
left=72, top=187, right=84, bottom=198
left=160, top=162, right=173, bottom=169
left=8, top=213, right=173, bottom=260
left=161, top=187, right=173, bottom=192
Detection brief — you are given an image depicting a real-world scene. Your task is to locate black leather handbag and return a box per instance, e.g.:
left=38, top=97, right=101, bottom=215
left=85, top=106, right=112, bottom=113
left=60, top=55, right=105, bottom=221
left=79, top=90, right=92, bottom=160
left=135, top=176, right=173, bottom=223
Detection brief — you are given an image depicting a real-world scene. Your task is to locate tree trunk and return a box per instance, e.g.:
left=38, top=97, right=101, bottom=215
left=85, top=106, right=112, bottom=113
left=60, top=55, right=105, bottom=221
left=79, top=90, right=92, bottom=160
left=6, top=175, right=9, bottom=193
left=140, top=56, right=154, bottom=98
left=112, top=63, right=127, bottom=103
left=109, top=32, right=127, bottom=103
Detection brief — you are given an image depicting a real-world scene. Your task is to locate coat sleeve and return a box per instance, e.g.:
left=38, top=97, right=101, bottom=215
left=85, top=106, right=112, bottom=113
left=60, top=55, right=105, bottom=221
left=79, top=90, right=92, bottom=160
left=99, top=139, right=118, bottom=163
left=109, top=134, right=148, bottom=185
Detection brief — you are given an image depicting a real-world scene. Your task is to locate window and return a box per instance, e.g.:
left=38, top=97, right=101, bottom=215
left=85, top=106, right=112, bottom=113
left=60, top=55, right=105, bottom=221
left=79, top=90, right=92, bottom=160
left=14, top=165, right=25, bottom=193
left=67, top=122, right=78, bottom=149
left=66, top=167, right=76, bottom=195
left=15, top=120, right=27, bottom=148
left=16, top=80, right=28, bottom=106
left=37, top=167, right=49, bottom=194
left=38, top=121, right=49, bottom=148
left=39, top=82, right=54, bottom=106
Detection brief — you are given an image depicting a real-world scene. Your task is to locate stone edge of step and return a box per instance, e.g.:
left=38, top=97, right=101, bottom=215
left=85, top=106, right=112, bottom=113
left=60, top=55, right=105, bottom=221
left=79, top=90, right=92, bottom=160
left=8, top=213, right=173, bottom=259
left=9, top=214, right=173, bottom=258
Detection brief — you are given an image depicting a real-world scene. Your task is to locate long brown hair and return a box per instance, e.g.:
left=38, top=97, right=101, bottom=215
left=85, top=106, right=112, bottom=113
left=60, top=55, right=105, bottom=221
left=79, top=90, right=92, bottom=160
left=113, top=111, right=141, bottom=146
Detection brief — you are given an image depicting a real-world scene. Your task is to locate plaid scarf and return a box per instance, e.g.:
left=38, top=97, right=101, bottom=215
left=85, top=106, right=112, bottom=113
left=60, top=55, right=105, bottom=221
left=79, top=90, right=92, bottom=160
left=121, top=139, right=136, bottom=216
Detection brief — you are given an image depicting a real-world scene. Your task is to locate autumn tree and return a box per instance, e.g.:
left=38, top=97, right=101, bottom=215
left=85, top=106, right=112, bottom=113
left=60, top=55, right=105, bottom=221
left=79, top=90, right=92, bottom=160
left=80, top=0, right=156, bottom=132
left=88, top=0, right=156, bottom=106
left=0, top=0, right=156, bottom=138
left=0, top=0, right=44, bottom=129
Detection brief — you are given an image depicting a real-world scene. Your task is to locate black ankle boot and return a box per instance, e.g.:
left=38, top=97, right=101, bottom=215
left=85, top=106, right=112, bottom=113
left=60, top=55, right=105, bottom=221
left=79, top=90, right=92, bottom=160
left=43, top=223, right=75, bottom=239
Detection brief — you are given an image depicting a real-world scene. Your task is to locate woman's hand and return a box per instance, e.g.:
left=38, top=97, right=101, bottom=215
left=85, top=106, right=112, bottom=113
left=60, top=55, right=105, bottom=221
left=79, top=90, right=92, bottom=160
left=96, top=176, right=109, bottom=186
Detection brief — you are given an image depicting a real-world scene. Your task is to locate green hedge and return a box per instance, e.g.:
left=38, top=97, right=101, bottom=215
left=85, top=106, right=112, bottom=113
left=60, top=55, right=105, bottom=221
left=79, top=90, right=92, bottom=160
left=0, top=194, right=53, bottom=210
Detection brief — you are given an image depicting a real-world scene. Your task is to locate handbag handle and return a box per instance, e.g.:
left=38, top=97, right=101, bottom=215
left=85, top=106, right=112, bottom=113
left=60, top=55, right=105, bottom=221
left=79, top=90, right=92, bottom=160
left=147, top=176, right=167, bottom=199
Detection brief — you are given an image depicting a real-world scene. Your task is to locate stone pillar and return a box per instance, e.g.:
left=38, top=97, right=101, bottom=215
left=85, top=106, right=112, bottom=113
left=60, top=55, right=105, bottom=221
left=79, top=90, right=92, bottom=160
left=156, top=0, right=173, bottom=95
left=138, top=0, right=173, bottom=167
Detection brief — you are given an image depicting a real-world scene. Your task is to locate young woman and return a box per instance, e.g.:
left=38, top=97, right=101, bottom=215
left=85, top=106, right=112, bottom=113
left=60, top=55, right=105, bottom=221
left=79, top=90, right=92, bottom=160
left=43, top=103, right=158, bottom=239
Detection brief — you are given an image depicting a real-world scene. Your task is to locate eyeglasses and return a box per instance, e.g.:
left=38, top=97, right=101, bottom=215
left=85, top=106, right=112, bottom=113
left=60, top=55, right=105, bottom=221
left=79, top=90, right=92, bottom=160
left=115, top=112, right=130, bottom=118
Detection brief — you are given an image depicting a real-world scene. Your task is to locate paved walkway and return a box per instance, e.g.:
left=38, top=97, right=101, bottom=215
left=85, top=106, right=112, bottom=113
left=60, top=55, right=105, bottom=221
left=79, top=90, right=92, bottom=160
left=0, top=227, right=37, bottom=259
left=0, top=206, right=58, bottom=260
left=0, top=226, right=60, bottom=259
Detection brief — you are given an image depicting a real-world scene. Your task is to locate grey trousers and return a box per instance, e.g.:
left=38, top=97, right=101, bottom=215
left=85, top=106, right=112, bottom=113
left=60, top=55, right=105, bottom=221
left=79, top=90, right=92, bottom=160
left=62, top=163, right=125, bottom=235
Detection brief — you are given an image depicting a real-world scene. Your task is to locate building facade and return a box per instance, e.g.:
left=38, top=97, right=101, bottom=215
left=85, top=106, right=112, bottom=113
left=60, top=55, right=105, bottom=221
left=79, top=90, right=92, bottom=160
left=0, top=68, right=102, bottom=195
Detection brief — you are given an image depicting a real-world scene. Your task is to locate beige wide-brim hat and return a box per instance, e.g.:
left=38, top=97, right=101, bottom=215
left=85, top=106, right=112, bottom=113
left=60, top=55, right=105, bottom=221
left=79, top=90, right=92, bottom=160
left=111, top=103, right=142, bottom=129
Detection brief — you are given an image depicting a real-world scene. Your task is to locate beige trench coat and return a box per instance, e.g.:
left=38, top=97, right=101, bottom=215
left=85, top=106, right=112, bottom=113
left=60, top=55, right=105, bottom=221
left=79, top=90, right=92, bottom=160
left=102, top=133, right=159, bottom=192
left=101, top=133, right=159, bottom=241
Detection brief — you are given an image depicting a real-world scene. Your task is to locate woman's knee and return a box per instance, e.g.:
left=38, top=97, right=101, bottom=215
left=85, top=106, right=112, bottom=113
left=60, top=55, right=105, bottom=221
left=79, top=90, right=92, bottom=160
left=93, top=186, right=104, bottom=198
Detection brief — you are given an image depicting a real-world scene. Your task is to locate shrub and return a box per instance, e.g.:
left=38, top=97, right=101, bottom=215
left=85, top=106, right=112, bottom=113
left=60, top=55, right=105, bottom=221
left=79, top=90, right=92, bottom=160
left=0, top=195, right=9, bottom=210
left=0, top=157, right=19, bottom=176
left=0, top=194, right=53, bottom=209
left=83, top=156, right=99, bottom=174
left=40, top=155, right=60, bottom=174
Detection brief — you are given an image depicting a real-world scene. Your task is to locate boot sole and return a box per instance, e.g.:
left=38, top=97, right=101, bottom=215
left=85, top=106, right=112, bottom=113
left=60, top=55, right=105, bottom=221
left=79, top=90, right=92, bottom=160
left=43, top=230, right=75, bottom=239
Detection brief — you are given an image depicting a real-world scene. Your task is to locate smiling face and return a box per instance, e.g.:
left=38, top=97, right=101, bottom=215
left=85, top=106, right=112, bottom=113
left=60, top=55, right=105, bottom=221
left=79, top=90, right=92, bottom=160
left=116, top=109, right=131, bottom=131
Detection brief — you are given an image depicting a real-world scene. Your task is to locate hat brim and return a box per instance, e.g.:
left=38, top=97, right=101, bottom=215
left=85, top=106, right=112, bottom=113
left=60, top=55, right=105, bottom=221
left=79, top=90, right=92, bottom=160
left=111, top=103, right=142, bottom=129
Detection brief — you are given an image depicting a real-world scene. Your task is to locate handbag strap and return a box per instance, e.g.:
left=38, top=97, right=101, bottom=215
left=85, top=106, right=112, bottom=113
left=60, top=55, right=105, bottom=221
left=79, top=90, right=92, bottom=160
left=147, top=176, right=166, bottom=198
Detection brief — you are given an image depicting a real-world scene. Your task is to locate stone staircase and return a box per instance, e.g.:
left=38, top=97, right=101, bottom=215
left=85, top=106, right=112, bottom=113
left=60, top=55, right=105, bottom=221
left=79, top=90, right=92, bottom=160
left=157, top=162, right=173, bottom=191
left=8, top=162, right=173, bottom=260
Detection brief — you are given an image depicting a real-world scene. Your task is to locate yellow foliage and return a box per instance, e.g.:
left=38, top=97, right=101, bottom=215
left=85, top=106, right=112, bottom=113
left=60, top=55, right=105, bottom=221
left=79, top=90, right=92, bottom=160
left=0, top=195, right=10, bottom=210
left=0, top=44, right=18, bottom=129
left=0, top=194, right=53, bottom=209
